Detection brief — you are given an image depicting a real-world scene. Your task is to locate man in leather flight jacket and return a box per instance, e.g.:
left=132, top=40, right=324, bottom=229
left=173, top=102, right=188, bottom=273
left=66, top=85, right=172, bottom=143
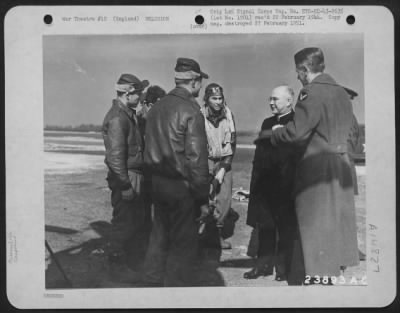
left=142, top=58, right=210, bottom=287
left=102, top=73, right=149, bottom=281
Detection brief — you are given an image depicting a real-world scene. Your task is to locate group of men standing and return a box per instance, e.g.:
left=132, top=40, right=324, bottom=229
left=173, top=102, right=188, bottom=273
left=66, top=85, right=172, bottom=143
left=101, top=47, right=360, bottom=287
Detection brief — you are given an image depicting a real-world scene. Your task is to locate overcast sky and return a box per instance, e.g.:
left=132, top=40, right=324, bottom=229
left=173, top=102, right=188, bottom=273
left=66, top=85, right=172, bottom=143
left=43, top=33, right=364, bottom=131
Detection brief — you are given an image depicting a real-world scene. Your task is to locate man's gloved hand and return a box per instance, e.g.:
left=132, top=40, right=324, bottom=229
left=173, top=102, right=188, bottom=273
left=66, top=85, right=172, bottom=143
left=121, top=187, right=135, bottom=201
left=209, top=178, right=220, bottom=200
left=197, top=203, right=212, bottom=234
left=197, top=204, right=211, bottom=223
left=215, top=168, right=226, bottom=184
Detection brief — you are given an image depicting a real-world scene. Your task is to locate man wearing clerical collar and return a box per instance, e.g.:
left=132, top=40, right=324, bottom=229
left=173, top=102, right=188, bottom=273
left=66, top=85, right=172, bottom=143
left=245, top=85, right=304, bottom=284
left=201, top=83, right=237, bottom=249
left=270, top=85, right=295, bottom=122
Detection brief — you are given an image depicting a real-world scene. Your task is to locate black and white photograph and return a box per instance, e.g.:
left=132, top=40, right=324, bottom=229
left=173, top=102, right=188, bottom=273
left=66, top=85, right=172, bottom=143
left=5, top=5, right=395, bottom=308
left=43, top=33, right=366, bottom=289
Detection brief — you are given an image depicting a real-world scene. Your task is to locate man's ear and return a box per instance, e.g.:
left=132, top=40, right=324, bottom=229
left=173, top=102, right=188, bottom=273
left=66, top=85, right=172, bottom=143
left=303, top=64, right=312, bottom=75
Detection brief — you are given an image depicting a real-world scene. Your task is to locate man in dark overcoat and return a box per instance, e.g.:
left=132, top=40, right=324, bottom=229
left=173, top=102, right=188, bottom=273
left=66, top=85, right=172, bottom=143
left=271, top=48, right=359, bottom=280
left=141, top=58, right=210, bottom=287
left=245, top=85, right=304, bottom=284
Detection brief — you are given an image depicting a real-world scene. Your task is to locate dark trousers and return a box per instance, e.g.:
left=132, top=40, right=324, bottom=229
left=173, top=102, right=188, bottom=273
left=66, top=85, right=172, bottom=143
left=109, top=171, right=148, bottom=261
left=256, top=203, right=303, bottom=278
left=142, top=175, right=199, bottom=287
left=110, top=189, right=146, bottom=255
left=256, top=225, right=292, bottom=276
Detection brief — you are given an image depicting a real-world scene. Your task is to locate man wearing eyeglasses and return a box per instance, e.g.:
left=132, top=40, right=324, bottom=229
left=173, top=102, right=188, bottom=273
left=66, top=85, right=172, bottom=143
left=137, top=85, right=167, bottom=121
left=245, top=85, right=304, bottom=284
left=102, top=73, right=149, bottom=283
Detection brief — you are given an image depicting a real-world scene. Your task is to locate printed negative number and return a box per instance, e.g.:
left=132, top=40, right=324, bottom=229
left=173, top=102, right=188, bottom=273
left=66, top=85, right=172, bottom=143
left=304, top=275, right=367, bottom=285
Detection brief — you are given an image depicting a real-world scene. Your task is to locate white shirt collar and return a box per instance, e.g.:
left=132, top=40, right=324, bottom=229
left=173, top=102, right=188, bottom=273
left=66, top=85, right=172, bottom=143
left=277, top=110, right=292, bottom=121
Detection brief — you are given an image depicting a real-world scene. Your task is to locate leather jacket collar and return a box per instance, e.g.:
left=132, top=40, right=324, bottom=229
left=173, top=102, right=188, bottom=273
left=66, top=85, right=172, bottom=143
left=169, top=87, right=198, bottom=106
left=276, top=110, right=294, bottom=123
left=113, top=99, right=136, bottom=120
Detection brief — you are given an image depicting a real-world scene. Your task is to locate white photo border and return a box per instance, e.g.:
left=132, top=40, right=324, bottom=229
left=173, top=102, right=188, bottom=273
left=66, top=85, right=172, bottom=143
left=4, top=5, right=396, bottom=309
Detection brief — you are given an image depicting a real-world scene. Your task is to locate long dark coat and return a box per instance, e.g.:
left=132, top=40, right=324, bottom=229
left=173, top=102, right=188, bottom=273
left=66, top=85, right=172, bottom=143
left=272, top=73, right=359, bottom=277
left=347, top=114, right=361, bottom=195
left=246, top=111, right=297, bottom=229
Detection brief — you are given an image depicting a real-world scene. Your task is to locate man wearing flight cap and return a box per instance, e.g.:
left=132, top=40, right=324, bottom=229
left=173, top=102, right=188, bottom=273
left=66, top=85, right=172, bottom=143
left=142, top=58, right=210, bottom=286
left=271, top=48, right=359, bottom=283
left=102, top=73, right=149, bottom=282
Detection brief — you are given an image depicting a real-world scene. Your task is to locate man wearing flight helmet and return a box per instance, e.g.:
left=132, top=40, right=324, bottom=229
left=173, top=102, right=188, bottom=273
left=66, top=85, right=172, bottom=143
left=201, top=83, right=237, bottom=249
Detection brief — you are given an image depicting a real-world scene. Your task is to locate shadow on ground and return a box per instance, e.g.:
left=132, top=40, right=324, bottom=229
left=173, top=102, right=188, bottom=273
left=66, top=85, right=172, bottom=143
left=219, top=258, right=255, bottom=268
left=46, top=220, right=226, bottom=288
